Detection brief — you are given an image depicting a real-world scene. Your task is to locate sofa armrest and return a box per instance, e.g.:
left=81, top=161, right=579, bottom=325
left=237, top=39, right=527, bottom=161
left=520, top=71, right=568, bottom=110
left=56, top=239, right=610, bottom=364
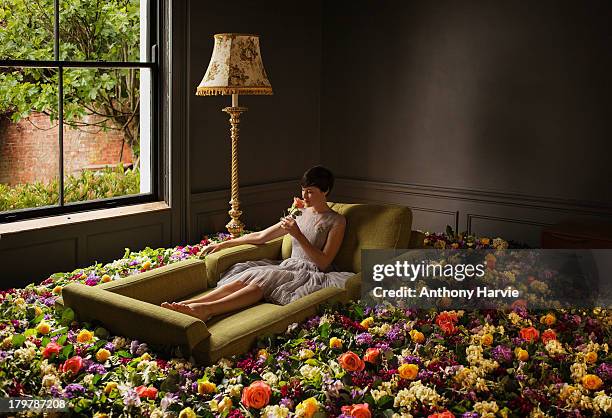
left=62, top=283, right=210, bottom=350
left=344, top=272, right=362, bottom=301
left=408, top=230, right=425, bottom=249
left=205, top=237, right=284, bottom=287
left=98, top=259, right=207, bottom=305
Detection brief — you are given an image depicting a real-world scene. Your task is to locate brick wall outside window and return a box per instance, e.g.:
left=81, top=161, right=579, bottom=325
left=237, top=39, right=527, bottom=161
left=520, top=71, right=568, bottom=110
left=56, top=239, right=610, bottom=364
left=0, top=112, right=134, bottom=186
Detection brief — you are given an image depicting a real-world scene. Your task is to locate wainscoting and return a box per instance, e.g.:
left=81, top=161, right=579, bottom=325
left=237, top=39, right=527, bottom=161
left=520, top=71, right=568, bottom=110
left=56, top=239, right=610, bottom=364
left=332, top=178, right=612, bottom=247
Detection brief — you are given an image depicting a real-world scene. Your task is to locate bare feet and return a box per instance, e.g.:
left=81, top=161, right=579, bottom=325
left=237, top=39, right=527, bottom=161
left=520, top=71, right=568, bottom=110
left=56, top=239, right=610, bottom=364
left=168, top=302, right=212, bottom=322
left=161, top=302, right=173, bottom=309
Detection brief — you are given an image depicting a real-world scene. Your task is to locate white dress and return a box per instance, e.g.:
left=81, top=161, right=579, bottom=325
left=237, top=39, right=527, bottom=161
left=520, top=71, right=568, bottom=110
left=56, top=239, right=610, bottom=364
left=215, top=207, right=354, bottom=305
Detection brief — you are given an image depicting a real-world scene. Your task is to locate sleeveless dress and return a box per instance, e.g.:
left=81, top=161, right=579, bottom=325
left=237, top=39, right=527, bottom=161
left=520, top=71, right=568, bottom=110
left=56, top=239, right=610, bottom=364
left=215, top=207, right=355, bottom=305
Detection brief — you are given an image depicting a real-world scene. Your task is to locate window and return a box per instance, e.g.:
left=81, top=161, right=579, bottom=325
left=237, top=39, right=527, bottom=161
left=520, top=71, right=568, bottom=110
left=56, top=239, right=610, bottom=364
left=0, top=0, right=159, bottom=222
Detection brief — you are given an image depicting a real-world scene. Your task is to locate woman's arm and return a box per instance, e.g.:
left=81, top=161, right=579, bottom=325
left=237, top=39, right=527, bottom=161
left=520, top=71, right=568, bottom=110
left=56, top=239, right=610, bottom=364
left=201, top=221, right=288, bottom=255
left=283, top=217, right=346, bottom=271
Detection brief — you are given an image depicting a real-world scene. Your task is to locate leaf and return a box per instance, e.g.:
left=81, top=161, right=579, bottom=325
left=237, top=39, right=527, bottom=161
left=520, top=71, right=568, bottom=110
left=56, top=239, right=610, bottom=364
left=60, top=307, right=75, bottom=325
left=61, top=344, right=74, bottom=359
left=12, top=334, right=26, bottom=347
left=318, top=323, right=331, bottom=338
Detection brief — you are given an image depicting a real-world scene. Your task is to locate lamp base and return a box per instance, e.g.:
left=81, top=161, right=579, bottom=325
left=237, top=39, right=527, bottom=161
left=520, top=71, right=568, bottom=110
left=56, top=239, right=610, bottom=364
left=226, top=199, right=244, bottom=237
left=222, top=105, right=248, bottom=237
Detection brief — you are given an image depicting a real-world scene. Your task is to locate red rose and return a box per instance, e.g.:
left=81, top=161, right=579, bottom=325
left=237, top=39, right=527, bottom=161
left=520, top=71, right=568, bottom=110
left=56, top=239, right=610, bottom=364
left=429, top=412, right=455, bottom=418
left=541, top=329, right=557, bottom=345
left=61, top=356, right=83, bottom=375
left=435, top=312, right=459, bottom=335
left=42, top=342, right=62, bottom=358
left=363, top=348, right=380, bottom=364
left=519, top=327, right=540, bottom=343
left=293, top=197, right=306, bottom=209
left=338, top=351, right=366, bottom=372
left=136, top=385, right=158, bottom=399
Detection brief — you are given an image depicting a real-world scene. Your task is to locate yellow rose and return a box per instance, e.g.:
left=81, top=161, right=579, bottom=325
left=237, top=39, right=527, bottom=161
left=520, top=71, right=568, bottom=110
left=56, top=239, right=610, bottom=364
left=258, top=349, right=269, bottom=359
left=585, top=352, right=598, bottom=364
left=34, top=306, right=43, bottom=316
left=101, top=274, right=112, bottom=283
left=140, top=353, right=152, bottom=361
left=295, top=397, right=319, bottom=418
left=52, top=286, right=62, bottom=294
left=481, top=334, right=494, bottom=346
left=198, top=381, right=217, bottom=394
left=329, top=337, right=343, bottom=349
left=515, top=348, right=529, bottom=362
left=218, top=397, right=232, bottom=413
left=582, top=374, right=603, bottom=390
left=96, top=349, right=111, bottom=362
left=360, top=317, right=375, bottom=329
left=398, top=363, right=419, bottom=380
left=77, top=330, right=94, bottom=343
left=178, top=407, right=197, bottom=418
left=104, top=382, right=118, bottom=394
left=540, top=313, right=556, bottom=326
left=142, top=261, right=152, bottom=271
left=36, top=321, right=51, bottom=335
left=14, top=297, right=25, bottom=306
left=410, top=329, right=425, bottom=344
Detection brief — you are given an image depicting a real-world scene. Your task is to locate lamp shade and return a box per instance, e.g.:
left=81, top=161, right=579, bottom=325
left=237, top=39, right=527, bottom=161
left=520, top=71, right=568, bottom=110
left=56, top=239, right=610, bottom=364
left=196, top=33, right=273, bottom=96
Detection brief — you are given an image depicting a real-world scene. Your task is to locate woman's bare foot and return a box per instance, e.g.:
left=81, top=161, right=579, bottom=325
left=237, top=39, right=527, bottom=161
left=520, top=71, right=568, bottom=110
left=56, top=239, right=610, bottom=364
left=161, top=302, right=174, bottom=310
left=171, top=302, right=212, bottom=322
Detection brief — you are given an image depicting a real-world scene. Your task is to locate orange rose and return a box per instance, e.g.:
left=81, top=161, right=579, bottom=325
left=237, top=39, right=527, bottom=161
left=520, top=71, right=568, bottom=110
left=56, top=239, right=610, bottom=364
left=585, top=352, right=598, bottom=364
left=341, top=403, right=371, bottom=418
left=429, top=412, right=455, bottom=418
left=541, top=329, right=557, bottom=345
left=540, top=313, right=556, bottom=326
left=435, top=312, right=459, bottom=335
left=198, top=381, right=217, bottom=394
left=96, top=348, right=111, bottom=362
left=293, top=197, right=306, bottom=209
left=61, top=356, right=83, bottom=375
left=410, top=329, right=425, bottom=344
left=519, top=327, right=539, bottom=343
left=398, top=363, right=419, bottom=380
left=515, top=348, right=529, bottom=361
left=339, top=351, right=366, bottom=372
left=363, top=348, right=380, bottom=364
left=42, top=342, right=62, bottom=358
left=76, top=329, right=93, bottom=343
left=136, top=385, right=158, bottom=399
left=481, top=334, right=493, bottom=346
left=241, top=381, right=271, bottom=409
left=581, top=374, right=603, bottom=390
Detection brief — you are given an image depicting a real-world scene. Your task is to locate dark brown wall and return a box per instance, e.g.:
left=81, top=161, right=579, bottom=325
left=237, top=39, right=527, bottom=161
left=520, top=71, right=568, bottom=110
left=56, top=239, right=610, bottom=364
left=321, top=0, right=612, bottom=206
left=188, top=0, right=322, bottom=193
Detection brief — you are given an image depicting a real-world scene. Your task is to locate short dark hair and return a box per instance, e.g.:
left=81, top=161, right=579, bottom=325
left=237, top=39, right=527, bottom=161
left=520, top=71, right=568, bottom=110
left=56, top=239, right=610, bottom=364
left=301, top=166, right=334, bottom=194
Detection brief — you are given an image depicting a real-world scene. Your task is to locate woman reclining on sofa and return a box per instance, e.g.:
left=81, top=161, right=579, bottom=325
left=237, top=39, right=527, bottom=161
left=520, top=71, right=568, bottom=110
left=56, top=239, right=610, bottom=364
left=161, top=166, right=353, bottom=322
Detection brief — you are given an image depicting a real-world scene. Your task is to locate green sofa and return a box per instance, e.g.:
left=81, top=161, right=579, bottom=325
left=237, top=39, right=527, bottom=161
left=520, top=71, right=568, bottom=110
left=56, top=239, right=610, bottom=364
left=61, top=202, right=423, bottom=365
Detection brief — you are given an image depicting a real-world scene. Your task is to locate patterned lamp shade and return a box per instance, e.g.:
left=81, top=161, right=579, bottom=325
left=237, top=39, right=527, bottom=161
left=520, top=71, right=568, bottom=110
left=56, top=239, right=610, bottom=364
left=196, top=33, right=273, bottom=96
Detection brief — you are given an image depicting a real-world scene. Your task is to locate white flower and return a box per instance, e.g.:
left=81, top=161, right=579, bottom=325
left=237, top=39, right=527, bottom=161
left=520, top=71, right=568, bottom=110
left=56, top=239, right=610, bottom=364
left=570, top=362, right=588, bottom=382
left=299, top=364, right=322, bottom=381
left=593, top=391, right=612, bottom=414
left=261, top=405, right=290, bottom=417
left=228, top=384, right=243, bottom=398
left=262, top=371, right=279, bottom=386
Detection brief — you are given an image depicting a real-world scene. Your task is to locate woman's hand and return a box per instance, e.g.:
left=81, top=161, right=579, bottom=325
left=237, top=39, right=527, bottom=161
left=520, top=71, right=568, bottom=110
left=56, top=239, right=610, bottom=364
left=198, top=242, right=226, bottom=256
left=280, top=216, right=303, bottom=238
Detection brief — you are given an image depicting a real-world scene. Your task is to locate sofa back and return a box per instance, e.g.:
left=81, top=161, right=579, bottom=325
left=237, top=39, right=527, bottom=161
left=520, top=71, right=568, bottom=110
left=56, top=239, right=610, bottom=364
left=281, top=202, right=413, bottom=273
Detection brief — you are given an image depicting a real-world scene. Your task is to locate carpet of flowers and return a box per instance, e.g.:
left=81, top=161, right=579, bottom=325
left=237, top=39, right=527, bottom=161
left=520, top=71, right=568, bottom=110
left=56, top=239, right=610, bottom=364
left=0, top=230, right=610, bottom=417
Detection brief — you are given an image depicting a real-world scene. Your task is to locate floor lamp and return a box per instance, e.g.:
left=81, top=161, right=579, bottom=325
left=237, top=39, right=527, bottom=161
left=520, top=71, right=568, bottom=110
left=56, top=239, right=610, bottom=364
left=196, top=33, right=273, bottom=237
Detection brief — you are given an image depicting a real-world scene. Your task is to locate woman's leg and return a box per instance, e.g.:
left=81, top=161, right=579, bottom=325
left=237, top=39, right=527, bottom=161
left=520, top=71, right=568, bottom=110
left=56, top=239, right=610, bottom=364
left=161, top=280, right=247, bottom=309
left=171, top=283, right=264, bottom=321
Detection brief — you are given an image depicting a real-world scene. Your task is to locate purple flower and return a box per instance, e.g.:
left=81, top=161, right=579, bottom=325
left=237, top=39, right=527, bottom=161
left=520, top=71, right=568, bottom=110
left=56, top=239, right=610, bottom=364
left=86, top=362, right=107, bottom=374
left=64, top=383, right=86, bottom=399
left=386, top=325, right=405, bottom=343
left=104, top=342, right=116, bottom=352
left=355, top=333, right=373, bottom=346
left=130, top=340, right=148, bottom=355
left=129, top=260, right=139, bottom=266
left=596, top=363, right=612, bottom=381
left=84, top=278, right=99, bottom=286
left=279, top=397, right=294, bottom=410
left=161, top=393, right=178, bottom=411
left=403, top=355, right=422, bottom=365
left=491, top=345, right=513, bottom=363
left=461, top=413, right=479, bottom=418
left=123, top=388, right=141, bottom=407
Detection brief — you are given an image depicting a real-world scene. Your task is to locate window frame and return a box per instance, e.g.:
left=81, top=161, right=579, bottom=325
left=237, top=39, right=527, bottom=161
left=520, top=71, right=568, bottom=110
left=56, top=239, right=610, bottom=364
left=0, top=0, right=161, bottom=223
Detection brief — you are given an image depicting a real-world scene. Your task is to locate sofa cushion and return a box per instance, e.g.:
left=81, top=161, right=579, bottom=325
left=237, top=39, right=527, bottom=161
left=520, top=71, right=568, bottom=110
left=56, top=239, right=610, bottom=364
left=282, top=202, right=413, bottom=273
left=192, top=286, right=347, bottom=364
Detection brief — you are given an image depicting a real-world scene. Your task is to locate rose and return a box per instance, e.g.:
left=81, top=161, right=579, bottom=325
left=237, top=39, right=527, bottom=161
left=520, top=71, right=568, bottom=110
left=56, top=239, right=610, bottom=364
left=96, top=349, right=111, bottom=362
left=398, top=363, right=419, bottom=380
left=540, top=313, right=556, bottom=326
left=295, top=397, right=319, bottom=418
left=585, top=352, right=598, bottom=364
left=409, top=329, right=425, bottom=344
left=541, top=329, right=557, bottom=345
left=42, top=342, right=62, bottom=358
left=481, top=334, right=494, bottom=346
left=428, top=412, right=455, bottom=418
left=519, top=327, right=539, bottom=343
left=363, top=348, right=380, bottom=364
left=76, top=329, right=94, bottom=343
left=136, top=385, right=158, bottom=399
left=293, top=197, right=306, bottom=209
left=101, top=274, right=112, bottom=283
left=283, top=197, right=305, bottom=220
left=581, top=374, right=603, bottom=390
left=36, top=321, right=51, bottom=335
left=435, top=312, right=459, bottom=335
left=329, top=337, right=343, bottom=349
left=241, top=381, right=271, bottom=409
left=61, top=356, right=83, bottom=375
left=178, top=408, right=197, bottom=418
left=104, top=382, right=118, bottom=394
left=341, top=403, right=371, bottom=418
left=360, top=317, right=374, bottom=329
left=515, top=348, right=529, bottom=361
left=338, top=351, right=366, bottom=372
left=198, top=381, right=217, bottom=394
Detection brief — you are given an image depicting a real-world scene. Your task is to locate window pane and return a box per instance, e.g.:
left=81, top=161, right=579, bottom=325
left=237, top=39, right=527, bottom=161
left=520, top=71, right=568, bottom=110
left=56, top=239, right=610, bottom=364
left=60, top=0, right=144, bottom=62
left=62, top=67, right=151, bottom=204
left=0, top=67, right=59, bottom=213
left=0, top=0, right=55, bottom=60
